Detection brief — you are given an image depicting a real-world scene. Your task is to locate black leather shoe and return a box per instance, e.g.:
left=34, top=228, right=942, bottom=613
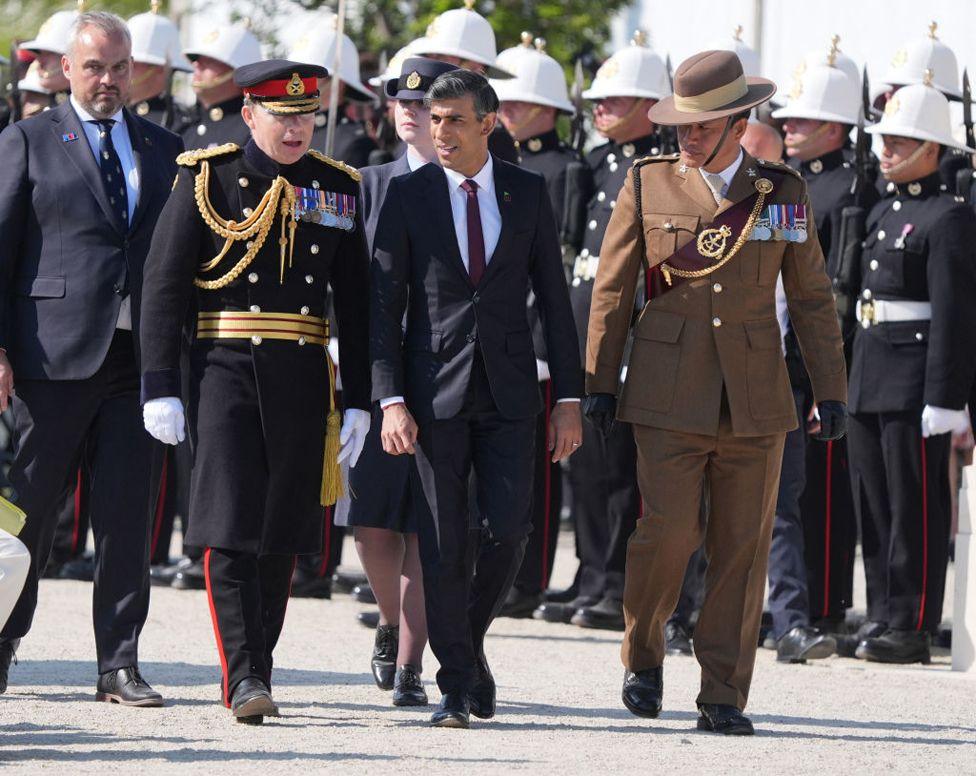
left=230, top=677, right=278, bottom=724
left=533, top=594, right=597, bottom=624
left=392, top=665, right=428, bottom=707
left=837, top=619, right=886, bottom=658
left=58, top=554, right=95, bottom=581
left=357, top=610, right=380, bottom=629
left=622, top=667, right=663, bottom=718
left=0, top=638, right=20, bottom=694
left=351, top=583, right=376, bottom=604
left=855, top=628, right=931, bottom=664
left=542, top=582, right=580, bottom=604
left=150, top=560, right=182, bottom=588
left=665, top=622, right=693, bottom=656
left=290, top=566, right=332, bottom=599
left=371, top=624, right=399, bottom=690
left=171, top=557, right=206, bottom=590
left=697, top=703, right=754, bottom=735
left=499, top=587, right=543, bottom=619
left=95, top=667, right=164, bottom=707
left=430, top=692, right=470, bottom=728
left=571, top=597, right=624, bottom=631
left=332, top=570, right=367, bottom=595
left=468, top=655, right=495, bottom=719
left=776, top=626, right=837, bottom=663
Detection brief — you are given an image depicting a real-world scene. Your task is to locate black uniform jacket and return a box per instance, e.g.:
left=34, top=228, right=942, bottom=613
left=179, top=95, right=250, bottom=152
left=140, top=140, right=370, bottom=554
left=0, top=100, right=182, bottom=379
left=848, top=171, right=976, bottom=414
left=370, top=156, right=582, bottom=424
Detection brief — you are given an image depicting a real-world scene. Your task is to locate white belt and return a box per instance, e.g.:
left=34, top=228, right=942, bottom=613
left=572, top=254, right=600, bottom=284
left=856, top=298, right=932, bottom=328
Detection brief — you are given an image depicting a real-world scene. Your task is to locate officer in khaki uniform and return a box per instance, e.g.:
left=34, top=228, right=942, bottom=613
left=585, top=50, right=848, bottom=735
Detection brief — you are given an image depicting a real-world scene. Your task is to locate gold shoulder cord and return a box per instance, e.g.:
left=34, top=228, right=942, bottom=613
left=191, top=160, right=298, bottom=289
left=660, top=179, right=771, bottom=286
left=307, top=148, right=362, bottom=182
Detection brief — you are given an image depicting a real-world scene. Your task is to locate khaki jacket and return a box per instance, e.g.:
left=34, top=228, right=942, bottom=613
left=585, top=150, right=847, bottom=437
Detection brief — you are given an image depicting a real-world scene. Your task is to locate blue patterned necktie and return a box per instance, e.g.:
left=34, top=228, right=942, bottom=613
left=92, top=119, right=129, bottom=228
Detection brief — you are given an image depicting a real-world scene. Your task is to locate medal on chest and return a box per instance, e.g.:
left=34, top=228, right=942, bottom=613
left=748, top=203, right=808, bottom=242
left=292, top=186, right=357, bottom=231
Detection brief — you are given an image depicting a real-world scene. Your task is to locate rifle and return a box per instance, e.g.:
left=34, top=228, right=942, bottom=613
left=659, top=53, right=678, bottom=154
left=561, top=58, right=591, bottom=254
left=832, top=65, right=871, bottom=341
left=954, top=68, right=975, bottom=201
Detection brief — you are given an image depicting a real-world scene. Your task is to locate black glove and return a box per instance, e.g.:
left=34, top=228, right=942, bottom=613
left=582, top=393, right=617, bottom=439
left=815, top=400, right=848, bottom=441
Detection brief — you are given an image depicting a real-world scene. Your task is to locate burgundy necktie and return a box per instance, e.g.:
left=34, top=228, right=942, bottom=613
left=460, top=178, right=486, bottom=286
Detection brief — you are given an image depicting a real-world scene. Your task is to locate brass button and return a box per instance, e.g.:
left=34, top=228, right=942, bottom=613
left=869, top=260, right=879, bottom=271
left=862, top=289, right=872, bottom=300
left=300, top=305, right=310, bottom=315
left=312, top=180, right=320, bottom=189
left=877, top=229, right=886, bottom=240
left=712, top=317, right=722, bottom=327
left=238, top=176, right=249, bottom=188
left=609, top=162, right=618, bottom=172
left=597, top=191, right=606, bottom=202
left=892, top=201, right=902, bottom=211
left=243, top=207, right=253, bottom=217
left=581, top=248, right=590, bottom=258
left=713, top=283, right=723, bottom=293
left=588, top=220, right=597, bottom=230
left=251, top=335, right=262, bottom=345
left=609, top=200, right=616, bottom=208
left=663, top=222, right=675, bottom=232
left=246, top=241, right=254, bottom=250
left=196, top=124, right=206, bottom=136
left=305, top=274, right=314, bottom=284
left=915, top=332, right=924, bottom=341
left=248, top=272, right=258, bottom=283
left=310, top=244, right=319, bottom=255
left=607, top=154, right=616, bottom=164
left=250, top=304, right=261, bottom=312
left=298, top=336, right=307, bottom=346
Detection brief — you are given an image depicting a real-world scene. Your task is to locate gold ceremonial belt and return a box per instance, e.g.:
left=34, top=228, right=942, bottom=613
left=196, top=311, right=329, bottom=346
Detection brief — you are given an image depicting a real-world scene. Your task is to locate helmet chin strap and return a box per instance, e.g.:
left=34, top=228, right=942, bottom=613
left=701, top=116, right=735, bottom=168
left=883, top=140, right=933, bottom=179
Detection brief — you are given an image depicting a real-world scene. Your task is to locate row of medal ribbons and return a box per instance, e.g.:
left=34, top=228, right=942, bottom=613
left=747, top=204, right=808, bottom=243
left=292, top=185, right=356, bottom=231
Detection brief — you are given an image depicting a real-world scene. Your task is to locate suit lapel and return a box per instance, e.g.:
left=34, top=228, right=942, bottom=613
left=53, top=103, right=123, bottom=234
left=481, top=158, right=514, bottom=286
left=424, top=165, right=473, bottom=288
left=715, top=150, right=758, bottom=217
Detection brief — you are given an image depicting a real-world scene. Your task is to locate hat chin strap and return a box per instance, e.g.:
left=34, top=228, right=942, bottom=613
left=192, top=69, right=235, bottom=91
left=600, top=97, right=648, bottom=136
left=506, top=105, right=543, bottom=140
left=701, top=116, right=734, bottom=168
left=883, top=139, right=934, bottom=179
left=782, top=121, right=832, bottom=155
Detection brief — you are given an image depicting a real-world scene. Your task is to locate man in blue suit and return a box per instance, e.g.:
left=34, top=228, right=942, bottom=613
left=0, top=11, right=182, bottom=704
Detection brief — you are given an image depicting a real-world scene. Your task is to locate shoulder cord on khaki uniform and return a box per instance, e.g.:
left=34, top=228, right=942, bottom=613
left=191, top=160, right=298, bottom=289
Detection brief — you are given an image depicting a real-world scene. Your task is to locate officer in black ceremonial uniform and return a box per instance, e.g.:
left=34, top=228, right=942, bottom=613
left=768, top=42, right=880, bottom=660
left=536, top=33, right=672, bottom=630
left=139, top=60, right=371, bottom=722
left=847, top=81, right=976, bottom=664
left=487, top=34, right=588, bottom=618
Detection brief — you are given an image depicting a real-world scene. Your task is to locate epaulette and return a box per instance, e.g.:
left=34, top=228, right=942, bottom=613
left=307, top=149, right=362, bottom=182
left=176, top=143, right=240, bottom=167
left=635, top=153, right=679, bottom=165
left=756, top=158, right=802, bottom=179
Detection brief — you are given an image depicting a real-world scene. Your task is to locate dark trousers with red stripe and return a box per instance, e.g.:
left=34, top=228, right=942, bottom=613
left=800, top=435, right=857, bottom=621
left=203, top=547, right=296, bottom=705
left=847, top=411, right=951, bottom=632
left=512, top=380, right=562, bottom=596
left=149, top=442, right=192, bottom=565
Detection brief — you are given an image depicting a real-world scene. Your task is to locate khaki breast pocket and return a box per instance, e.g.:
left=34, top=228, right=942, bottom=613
left=740, top=237, right=784, bottom=286
left=642, top=214, right=700, bottom=262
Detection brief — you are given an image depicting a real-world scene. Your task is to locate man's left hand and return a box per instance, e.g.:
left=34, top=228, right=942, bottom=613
left=548, top=402, right=583, bottom=462
left=814, top=400, right=847, bottom=441
left=337, top=408, right=371, bottom=468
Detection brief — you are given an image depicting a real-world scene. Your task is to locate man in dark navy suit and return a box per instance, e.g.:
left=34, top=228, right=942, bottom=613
left=371, top=70, right=582, bottom=728
left=0, top=11, right=182, bottom=704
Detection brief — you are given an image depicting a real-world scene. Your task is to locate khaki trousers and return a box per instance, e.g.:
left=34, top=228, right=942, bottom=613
left=622, top=409, right=785, bottom=710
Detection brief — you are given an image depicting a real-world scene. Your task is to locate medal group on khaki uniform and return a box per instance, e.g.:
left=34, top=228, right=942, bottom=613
left=2, top=0, right=976, bottom=740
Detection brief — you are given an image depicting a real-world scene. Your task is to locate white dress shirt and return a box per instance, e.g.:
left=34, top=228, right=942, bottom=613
left=442, top=154, right=501, bottom=269
left=405, top=147, right=432, bottom=172
left=71, top=96, right=140, bottom=331
left=699, top=148, right=744, bottom=201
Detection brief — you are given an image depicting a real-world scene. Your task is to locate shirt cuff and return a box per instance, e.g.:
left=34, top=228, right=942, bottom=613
left=380, top=396, right=406, bottom=409
left=556, top=398, right=581, bottom=404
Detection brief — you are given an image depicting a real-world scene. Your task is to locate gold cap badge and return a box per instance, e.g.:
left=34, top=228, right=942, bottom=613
left=405, top=71, right=422, bottom=90
left=287, top=73, right=305, bottom=96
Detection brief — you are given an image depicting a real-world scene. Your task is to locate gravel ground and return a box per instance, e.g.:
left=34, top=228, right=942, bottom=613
left=1, top=533, right=974, bottom=774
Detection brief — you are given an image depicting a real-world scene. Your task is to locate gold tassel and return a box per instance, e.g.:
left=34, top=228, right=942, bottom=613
left=320, top=356, right=344, bottom=506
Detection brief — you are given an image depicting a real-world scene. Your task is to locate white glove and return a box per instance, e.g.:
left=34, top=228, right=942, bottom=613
left=921, top=405, right=971, bottom=438
left=143, top=397, right=186, bottom=446
left=337, top=408, right=370, bottom=468
left=536, top=359, right=551, bottom=382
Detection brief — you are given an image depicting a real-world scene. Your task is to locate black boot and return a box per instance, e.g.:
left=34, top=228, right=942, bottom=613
left=0, top=638, right=20, bottom=694
left=855, top=629, right=931, bottom=664
left=776, top=626, right=837, bottom=663
left=371, top=624, right=399, bottom=690
left=571, top=598, right=624, bottom=631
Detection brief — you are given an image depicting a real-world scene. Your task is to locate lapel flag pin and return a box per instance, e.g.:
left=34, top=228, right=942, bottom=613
left=503, top=191, right=511, bottom=202
left=62, top=132, right=78, bottom=142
